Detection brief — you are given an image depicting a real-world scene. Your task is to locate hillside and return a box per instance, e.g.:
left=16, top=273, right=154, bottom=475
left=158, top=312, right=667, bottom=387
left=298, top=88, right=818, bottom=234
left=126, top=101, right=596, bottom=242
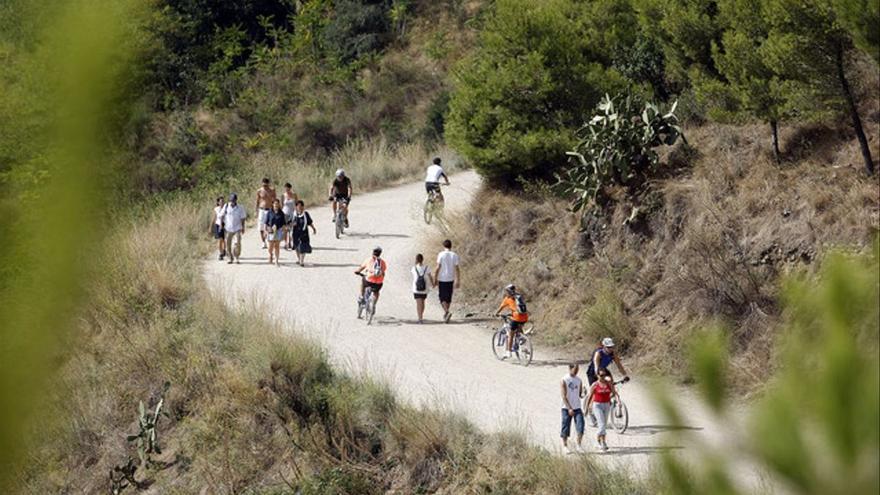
left=1, top=0, right=878, bottom=494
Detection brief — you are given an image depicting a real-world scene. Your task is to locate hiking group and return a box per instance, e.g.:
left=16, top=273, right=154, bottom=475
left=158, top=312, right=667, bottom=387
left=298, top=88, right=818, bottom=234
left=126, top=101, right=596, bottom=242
left=210, top=159, right=631, bottom=455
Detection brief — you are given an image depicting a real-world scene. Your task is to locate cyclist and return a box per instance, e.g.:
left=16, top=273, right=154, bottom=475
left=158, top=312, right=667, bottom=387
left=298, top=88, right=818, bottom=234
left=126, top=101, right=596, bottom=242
left=355, top=246, right=387, bottom=306
left=328, top=169, right=352, bottom=227
left=493, top=284, right=529, bottom=359
left=424, top=157, right=450, bottom=202
left=585, top=337, right=629, bottom=426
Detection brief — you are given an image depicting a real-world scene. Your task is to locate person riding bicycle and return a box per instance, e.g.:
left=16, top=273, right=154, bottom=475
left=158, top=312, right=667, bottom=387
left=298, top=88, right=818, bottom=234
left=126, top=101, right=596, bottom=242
left=329, top=169, right=352, bottom=227
left=424, top=157, right=450, bottom=202
left=494, top=284, right=529, bottom=359
left=355, top=246, right=387, bottom=305
left=585, top=337, right=629, bottom=426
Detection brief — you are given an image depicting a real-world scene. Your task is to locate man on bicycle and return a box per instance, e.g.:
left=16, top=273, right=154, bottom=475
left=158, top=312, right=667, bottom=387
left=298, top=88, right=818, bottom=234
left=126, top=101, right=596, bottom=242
left=329, top=169, right=352, bottom=227
left=424, top=157, right=450, bottom=202
left=494, top=284, right=529, bottom=359
left=355, top=246, right=387, bottom=305
left=585, top=337, right=629, bottom=425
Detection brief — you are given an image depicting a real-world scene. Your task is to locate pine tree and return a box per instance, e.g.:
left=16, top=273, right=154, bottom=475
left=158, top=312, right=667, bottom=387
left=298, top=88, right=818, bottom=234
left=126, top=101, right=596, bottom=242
left=830, top=0, right=880, bottom=63
left=763, top=0, right=874, bottom=174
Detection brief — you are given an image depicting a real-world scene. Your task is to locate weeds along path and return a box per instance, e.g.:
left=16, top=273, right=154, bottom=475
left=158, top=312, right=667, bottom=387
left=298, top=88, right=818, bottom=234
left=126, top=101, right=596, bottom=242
left=204, top=171, right=753, bottom=481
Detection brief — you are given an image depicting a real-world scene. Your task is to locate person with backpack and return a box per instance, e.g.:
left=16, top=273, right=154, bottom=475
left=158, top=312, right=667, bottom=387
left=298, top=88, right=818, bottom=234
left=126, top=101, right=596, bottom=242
left=493, top=284, right=529, bottom=359
left=411, top=253, right=433, bottom=323
left=355, top=246, right=387, bottom=305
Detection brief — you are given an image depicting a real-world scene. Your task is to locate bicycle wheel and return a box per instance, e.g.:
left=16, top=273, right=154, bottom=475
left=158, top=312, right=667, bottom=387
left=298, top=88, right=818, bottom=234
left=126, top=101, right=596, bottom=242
left=610, top=400, right=629, bottom=434
left=491, top=329, right=507, bottom=360
left=515, top=335, right=533, bottom=366
left=357, top=299, right=364, bottom=319
left=423, top=198, right=433, bottom=224
left=335, top=212, right=343, bottom=238
left=366, top=297, right=376, bottom=325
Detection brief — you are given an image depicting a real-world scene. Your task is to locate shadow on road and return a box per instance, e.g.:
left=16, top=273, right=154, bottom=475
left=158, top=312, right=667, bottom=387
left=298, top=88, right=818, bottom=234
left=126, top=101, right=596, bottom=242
left=626, top=424, right=703, bottom=435
left=311, top=246, right=358, bottom=252
left=601, top=445, right=683, bottom=456
left=345, top=232, right=411, bottom=239
left=528, top=358, right=591, bottom=367
left=303, top=262, right=360, bottom=268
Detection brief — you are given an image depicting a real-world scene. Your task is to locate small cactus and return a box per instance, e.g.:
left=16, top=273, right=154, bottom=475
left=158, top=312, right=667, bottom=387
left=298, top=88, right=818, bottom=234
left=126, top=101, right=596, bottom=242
left=126, top=381, right=170, bottom=465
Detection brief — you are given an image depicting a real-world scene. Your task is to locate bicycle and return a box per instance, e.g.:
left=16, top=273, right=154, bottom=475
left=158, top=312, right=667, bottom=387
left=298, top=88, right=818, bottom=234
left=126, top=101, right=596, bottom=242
left=490, top=315, right=534, bottom=366
left=608, top=378, right=629, bottom=434
left=332, top=197, right=349, bottom=239
left=423, top=184, right=446, bottom=225
left=355, top=273, right=377, bottom=325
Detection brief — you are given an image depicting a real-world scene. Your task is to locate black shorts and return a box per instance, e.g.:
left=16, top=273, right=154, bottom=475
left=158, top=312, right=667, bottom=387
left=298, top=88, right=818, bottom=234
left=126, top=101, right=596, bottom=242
left=334, top=194, right=350, bottom=203
left=425, top=182, right=441, bottom=194
left=413, top=293, right=427, bottom=300
left=508, top=320, right=523, bottom=332
left=212, top=224, right=225, bottom=239
left=363, top=281, right=383, bottom=293
left=438, top=281, right=454, bottom=303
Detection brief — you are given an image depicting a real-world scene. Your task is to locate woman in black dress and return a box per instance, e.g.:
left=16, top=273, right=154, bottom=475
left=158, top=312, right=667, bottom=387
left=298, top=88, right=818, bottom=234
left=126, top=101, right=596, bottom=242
left=291, top=200, right=316, bottom=266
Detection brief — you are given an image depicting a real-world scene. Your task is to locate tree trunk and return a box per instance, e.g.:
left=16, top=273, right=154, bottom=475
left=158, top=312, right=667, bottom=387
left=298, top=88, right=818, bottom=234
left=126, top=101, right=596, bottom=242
left=770, top=119, right=781, bottom=164
left=836, top=42, right=875, bottom=175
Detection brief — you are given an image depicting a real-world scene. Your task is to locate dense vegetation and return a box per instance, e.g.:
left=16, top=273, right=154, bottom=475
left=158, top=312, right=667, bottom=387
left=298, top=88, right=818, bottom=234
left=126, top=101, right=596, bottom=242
left=1, top=0, right=877, bottom=493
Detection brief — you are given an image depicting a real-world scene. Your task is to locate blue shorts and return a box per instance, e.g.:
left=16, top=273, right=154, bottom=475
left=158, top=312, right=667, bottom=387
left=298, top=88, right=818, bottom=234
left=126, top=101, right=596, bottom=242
left=560, top=408, right=585, bottom=438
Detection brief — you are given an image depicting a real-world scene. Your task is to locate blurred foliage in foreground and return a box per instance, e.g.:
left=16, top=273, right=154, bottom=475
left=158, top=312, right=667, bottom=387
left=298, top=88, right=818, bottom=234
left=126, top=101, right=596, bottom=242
left=0, top=0, right=145, bottom=490
left=656, top=241, right=879, bottom=494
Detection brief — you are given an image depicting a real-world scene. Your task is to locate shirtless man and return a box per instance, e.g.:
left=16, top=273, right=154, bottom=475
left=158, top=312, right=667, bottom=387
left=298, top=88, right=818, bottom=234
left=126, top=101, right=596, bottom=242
left=256, top=177, right=277, bottom=249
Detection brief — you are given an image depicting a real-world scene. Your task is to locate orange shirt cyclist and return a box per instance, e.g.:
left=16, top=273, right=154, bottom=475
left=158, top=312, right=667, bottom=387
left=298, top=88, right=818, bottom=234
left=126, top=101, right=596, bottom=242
left=494, top=284, right=529, bottom=359
left=355, top=246, right=387, bottom=304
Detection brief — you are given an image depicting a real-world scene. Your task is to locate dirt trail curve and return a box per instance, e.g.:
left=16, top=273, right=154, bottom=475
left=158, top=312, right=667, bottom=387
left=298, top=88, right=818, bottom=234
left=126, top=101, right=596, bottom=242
left=204, top=171, right=753, bottom=481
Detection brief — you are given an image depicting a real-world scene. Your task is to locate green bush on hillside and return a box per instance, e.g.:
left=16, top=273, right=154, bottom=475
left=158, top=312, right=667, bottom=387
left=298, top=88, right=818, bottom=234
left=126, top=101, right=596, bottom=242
left=445, top=0, right=626, bottom=184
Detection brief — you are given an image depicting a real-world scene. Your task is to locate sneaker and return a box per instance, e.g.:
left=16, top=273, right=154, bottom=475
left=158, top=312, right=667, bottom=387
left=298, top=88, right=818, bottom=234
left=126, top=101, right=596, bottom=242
left=331, top=216, right=336, bottom=223
left=444, top=311, right=452, bottom=323
left=262, top=243, right=267, bottom=249
left=275, top=260, right=280, bottom=267
left=235, top=259, right=240, bottom=264
left=227, top=259, right=234, bottom=265
left=601, top=441, right=609, bottom=451
left=575, top=444, right=585, bottom=454
left=344, top=218, right=349, bottom=228
left=218, top=253, right=224, bottom=261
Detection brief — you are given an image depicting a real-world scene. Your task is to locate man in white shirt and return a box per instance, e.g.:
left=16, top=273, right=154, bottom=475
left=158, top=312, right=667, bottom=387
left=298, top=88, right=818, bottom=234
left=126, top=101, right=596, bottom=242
left=221, top=193, right=247, bottom=264
left=433, top=239, right=460, bottom=323
left=424, top=157, right=450, bottom=202
left=560, top=363, right=585, bottom=453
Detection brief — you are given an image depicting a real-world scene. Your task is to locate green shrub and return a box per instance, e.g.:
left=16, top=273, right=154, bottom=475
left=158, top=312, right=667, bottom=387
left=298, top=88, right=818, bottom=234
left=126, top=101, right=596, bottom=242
left=445, top=0, right=625, bottom=184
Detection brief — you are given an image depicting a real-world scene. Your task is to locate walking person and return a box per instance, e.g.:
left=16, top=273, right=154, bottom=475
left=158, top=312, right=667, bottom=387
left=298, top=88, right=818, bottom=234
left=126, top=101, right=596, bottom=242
left=221, top=193, right=246, bottom=264
left=265, top=198, right=286, bottom=266
left=432, top=239, right=460, bottom=323
left=584, top=367, right=617, bottom=451
left=281, top=182, right=298, bottom=250
left=411, top=254, right=433, bottom=323
left=255, top=177, right=276, bottom=249
left=211, top=196, right=226, bottom=261
left=290, top=200, right=315, bottom=266
left=561, top=363, right=586, bottom=453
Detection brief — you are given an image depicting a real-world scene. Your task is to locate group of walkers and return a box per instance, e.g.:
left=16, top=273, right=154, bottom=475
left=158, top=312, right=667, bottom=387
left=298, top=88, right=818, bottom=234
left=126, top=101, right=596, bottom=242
left=210, top=178, right=317, bottom=266
left=210, top=158, right=632, bottom=454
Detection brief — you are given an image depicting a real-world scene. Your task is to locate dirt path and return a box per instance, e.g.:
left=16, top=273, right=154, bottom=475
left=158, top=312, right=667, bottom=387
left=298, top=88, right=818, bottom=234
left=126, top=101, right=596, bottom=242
left=204, top=171, right=754, bottom=481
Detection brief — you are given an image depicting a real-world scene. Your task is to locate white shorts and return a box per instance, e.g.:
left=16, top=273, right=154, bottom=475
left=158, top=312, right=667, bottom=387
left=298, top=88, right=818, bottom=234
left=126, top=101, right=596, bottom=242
left=258, top=208, right=270, bottom=230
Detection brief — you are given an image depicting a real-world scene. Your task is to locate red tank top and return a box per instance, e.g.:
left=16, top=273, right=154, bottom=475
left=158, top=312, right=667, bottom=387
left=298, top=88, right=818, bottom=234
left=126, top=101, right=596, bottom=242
left=592, top=381, right=612, bottom=403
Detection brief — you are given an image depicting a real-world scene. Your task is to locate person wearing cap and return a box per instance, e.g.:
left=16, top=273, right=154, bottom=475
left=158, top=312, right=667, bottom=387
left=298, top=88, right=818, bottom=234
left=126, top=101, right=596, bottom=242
left=355, top=246, right=387, bottom=306
left=493, top=284, right=529, bottom=359
left=584, top=336, right=629, bottom=426
left=255, top=178, right=276, bottom=250
left=328, top=169, right=352, bottom=226
left=220, top=193, right=247, bottom=264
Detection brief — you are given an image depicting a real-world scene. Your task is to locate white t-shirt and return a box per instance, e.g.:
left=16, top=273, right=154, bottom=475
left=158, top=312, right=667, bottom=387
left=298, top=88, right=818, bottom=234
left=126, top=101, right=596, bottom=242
left=221, top=203, right=247, bottom=232
left=425, top=164, right=445, bottom=183
left=213, top=205, right=223, bottom=227
left=561, top=374, right=583, bottom=410
left=436, top=250, right=459, bottom=282
left=411, top=265, right=430, bottom=294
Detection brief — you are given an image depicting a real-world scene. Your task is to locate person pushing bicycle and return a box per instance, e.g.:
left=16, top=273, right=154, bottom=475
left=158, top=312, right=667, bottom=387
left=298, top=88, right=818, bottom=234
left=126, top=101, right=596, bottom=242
left=585, top=337, right=629, bottom=425
left=494, top=284, right=529, bottom=360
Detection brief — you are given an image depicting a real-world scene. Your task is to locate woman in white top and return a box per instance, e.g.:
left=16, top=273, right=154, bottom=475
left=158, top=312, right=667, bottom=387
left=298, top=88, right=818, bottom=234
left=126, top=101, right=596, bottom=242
left=411, top=253, right=433, bottom=324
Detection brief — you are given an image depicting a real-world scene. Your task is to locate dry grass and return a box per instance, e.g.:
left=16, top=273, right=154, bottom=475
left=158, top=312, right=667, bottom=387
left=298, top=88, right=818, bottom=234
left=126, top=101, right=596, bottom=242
left=235, top=137, right=462, bottom=208
left=436, top=119, right=880, bottom=389
left=17, top=176, right=645, bottom=494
